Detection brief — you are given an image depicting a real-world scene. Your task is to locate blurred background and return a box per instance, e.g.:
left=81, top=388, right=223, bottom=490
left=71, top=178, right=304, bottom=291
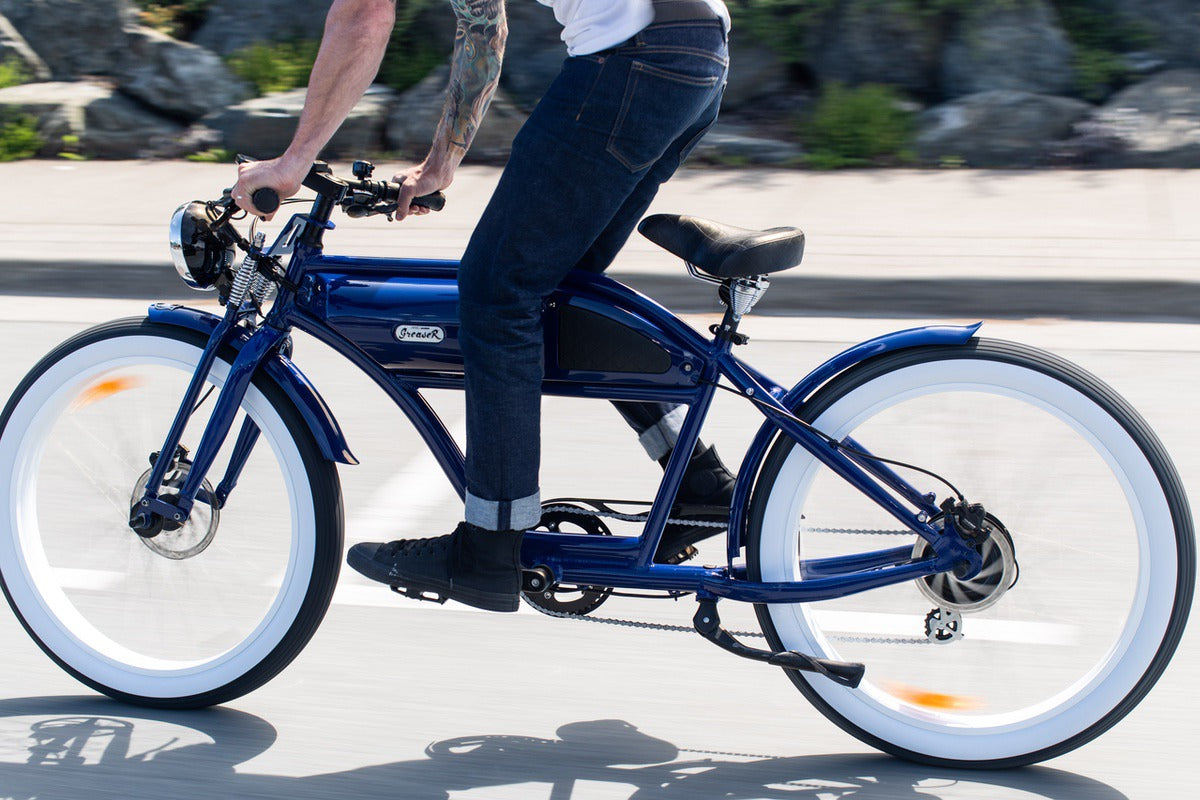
left=0, top=0, right=1194, bottom=167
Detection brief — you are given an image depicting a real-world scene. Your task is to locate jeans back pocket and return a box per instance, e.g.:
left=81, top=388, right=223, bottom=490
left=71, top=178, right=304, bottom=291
left=606, top=59, right=724, bottom=173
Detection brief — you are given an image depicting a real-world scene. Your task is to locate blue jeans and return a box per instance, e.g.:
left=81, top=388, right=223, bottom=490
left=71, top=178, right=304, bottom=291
left=458, top=19, right=729, bottom=531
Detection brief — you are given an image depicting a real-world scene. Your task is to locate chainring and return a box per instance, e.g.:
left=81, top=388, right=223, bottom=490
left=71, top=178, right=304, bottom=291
left=521, top=505, right=614, bottom=616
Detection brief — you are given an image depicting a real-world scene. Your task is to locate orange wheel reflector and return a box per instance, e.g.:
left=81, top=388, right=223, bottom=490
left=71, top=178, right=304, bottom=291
left=885, top=682, right=983, bottom=711
left=71, top=376, right=144, bottom=411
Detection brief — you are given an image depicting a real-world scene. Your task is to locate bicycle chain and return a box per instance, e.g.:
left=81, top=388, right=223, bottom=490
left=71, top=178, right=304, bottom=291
left=521, top=596, right=764, bottom=637
left=531, top=504, right=927, bottom=645
left=806, top=527, right=912, bottom=536
left=527, top=598, right=932, bottom=645
left=540, top=504, right=728, bottom=529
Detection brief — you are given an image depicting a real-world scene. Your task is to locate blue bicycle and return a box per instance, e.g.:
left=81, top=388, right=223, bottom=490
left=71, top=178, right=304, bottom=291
left=0, top=161, right=1192, bottom=768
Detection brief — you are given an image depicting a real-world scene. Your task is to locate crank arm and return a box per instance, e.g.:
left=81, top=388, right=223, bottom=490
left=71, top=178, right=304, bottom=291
left=693, top=599, right=865, bottom=688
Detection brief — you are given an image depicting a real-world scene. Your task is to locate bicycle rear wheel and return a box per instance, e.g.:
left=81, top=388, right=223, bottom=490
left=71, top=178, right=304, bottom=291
left=0, top=319, right=343, bottom=708
left=747, top=339, right=1193, bottom=767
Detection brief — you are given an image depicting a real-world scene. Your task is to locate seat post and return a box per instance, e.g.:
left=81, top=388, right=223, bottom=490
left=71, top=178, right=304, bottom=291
left=725, top=275, right=770, bottom=321
left=711, top=280, right=765, bottom=347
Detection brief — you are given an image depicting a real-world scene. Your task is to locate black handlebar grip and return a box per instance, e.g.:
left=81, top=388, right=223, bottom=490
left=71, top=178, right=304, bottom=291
left=251, top=187, right=280, bottom=215
left=412, top=192, right=446, bottom=212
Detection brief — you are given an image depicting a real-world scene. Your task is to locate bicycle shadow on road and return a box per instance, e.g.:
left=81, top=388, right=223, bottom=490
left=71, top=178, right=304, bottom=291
left=0, top=696, right=1128, bottom=800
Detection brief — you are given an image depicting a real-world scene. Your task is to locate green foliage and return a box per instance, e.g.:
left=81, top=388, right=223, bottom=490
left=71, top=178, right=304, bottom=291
left=226, top=40, right=321, bottom=96
left=1050, top=0, right=1154, bottom=101
left=726, top=0, right=834, bottom=64
left=0, top=56, right=31, bottom=89
left=377, top=0, right=445, bottom=92
left=0, top=114, right=41, bottom=162
left=726, top=0, right=973, bottom=65
left=802, top=82, right=914, bottom=168
left=222, top=3, right=444, bottom=98
left=186, top=147, right=237, bottom=163
left=134, top=0, right=214, bottom=40
left=57, top=133, right=86, bottom=160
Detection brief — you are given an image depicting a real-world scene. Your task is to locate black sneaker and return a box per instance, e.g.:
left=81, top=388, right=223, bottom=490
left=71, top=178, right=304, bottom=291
left=347, top=522, right=523, bottom=612
left=655, top=443, right=736, bottom=564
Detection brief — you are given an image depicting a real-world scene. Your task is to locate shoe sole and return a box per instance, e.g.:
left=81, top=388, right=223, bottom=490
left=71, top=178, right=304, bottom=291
left=346, top=547, right=518, bottom=613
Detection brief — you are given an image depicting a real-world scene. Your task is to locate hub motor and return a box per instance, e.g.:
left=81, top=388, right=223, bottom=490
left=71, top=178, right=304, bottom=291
left=912, top=512, right=1019, bottom=612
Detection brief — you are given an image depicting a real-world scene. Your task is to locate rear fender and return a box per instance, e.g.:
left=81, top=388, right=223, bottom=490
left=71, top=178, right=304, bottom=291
left=147, top=303, right=357, bottom=466
left=726, top=323, right=982, bottom=562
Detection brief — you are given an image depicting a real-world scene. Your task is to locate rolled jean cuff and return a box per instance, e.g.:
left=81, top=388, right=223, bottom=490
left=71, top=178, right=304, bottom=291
left=465, top=489, right=542, bottom=531
left=637, top=405, right=688, bottom=461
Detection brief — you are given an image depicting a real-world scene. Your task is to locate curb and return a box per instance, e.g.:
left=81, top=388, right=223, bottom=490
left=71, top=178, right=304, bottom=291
left=3, top=260, right=1199, bottom=322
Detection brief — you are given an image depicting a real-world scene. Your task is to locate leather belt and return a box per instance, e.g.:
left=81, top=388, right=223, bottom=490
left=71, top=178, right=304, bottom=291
left=651, top=0, right=723, bottom=23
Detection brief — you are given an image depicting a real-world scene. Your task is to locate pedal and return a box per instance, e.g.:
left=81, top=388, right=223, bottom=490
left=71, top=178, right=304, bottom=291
left=692, top=599, right=865, bottom=688
left=390, top=585, right=447, bottom=605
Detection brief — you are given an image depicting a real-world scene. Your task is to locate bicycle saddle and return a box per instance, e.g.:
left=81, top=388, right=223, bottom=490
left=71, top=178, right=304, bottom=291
left=637, top=214, right=805, bottom=279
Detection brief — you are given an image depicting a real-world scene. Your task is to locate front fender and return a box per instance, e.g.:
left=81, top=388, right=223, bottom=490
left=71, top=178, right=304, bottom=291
left=726, top=322, right=981, bottom=562
left=147, top=303, right=357, bottom=466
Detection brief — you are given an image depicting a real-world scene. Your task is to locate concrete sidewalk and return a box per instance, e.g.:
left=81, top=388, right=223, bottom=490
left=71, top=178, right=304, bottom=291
left=0, top=161, right=1196, bottom=319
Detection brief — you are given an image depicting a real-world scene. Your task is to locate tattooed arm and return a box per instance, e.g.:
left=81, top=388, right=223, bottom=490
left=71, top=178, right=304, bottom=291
left=393, top=0, right=508, bottom=219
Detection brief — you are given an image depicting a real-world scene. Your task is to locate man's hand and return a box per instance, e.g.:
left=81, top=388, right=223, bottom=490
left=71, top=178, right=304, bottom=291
left=232, top=158, right=308, bottom=220
left=391, top=162, right=454, bottom=221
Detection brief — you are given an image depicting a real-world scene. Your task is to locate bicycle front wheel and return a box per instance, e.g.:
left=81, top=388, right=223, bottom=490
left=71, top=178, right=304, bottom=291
left=0, top=319, right=343, bottom=708
left=747, top=339, right=1193, bottom=767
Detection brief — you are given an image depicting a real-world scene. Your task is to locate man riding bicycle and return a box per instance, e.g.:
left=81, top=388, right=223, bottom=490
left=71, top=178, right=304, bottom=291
left=233, top=0, right=734, bottom=613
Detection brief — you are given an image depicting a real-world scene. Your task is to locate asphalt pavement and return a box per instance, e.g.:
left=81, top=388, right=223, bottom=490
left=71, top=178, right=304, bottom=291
left=0, top=161, right=1197, bottom=319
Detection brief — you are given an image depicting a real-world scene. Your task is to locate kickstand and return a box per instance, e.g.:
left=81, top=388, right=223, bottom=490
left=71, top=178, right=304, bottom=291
left=692, top=598, right=865, bottom=689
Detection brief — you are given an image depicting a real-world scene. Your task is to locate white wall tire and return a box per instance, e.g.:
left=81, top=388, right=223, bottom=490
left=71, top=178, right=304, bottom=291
left=747, top=339, right=1193, bottom=767
left=0, top=319, right=343, bottom=708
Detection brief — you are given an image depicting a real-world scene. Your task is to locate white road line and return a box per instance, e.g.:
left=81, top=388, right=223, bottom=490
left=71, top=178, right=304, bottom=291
left=342, top=417, right=467, bottom=552
left=810, top=609, right=1077, bottom=646
left=52, top=566, right=1084, bottom=637
left=52, top=568, right=125, bottom=591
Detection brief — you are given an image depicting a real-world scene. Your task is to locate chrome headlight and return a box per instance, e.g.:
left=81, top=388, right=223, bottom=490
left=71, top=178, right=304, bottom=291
left=169, top=202, right=232, bottom=291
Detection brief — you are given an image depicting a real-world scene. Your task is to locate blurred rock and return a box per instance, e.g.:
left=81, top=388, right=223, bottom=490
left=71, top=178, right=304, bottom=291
left=1122, top=51, right=1169, bottom=78
left=385, top=66, right=526, bottom=161
left=1112, top=0, right=1200, bottom=70
left=120, top=27, right=248, bottom=122
left=805, top=0, right=941, bottom=97
left=192, top=0, right=333, bottom=56
left=691, top=120, right=804, bottom=165
left=203, top=84, right=397, bottom=158
left=0, top=0, right=134, bottom=79
left=1088, top=69, right=1200, bottom=166
left=498, top=0, right=566, bottom=110
left=916, top=90, right=1092, bottom=167
left=0, top=80, right=186, bottom=157
left=722, top=35, right=789, bottom=110
left=941, top=1, right=1073, bottom=99
left=0, top=13, right=49, bottom=80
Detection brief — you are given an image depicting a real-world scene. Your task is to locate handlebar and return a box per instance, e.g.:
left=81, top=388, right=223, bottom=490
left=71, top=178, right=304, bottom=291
left=249, top=183, right=445, bottom=218
left=251, top=187, right=281, bottom=215
left=234, top=156, right=445, bottom=219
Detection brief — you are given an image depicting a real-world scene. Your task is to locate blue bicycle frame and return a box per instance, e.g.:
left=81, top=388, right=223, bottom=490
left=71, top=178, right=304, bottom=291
left=138, top=208, right=984, bottom=606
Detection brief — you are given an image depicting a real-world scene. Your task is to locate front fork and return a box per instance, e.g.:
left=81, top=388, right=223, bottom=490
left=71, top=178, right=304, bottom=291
left=128, top=315, right=285, bottom=537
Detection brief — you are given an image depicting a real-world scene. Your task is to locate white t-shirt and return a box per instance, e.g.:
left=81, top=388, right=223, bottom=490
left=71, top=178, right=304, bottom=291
left=535, top=0, right=730, bottom=57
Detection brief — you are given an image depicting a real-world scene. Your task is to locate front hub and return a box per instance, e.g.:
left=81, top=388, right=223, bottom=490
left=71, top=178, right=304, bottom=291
left=128, top=467, right=220, bottom=560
